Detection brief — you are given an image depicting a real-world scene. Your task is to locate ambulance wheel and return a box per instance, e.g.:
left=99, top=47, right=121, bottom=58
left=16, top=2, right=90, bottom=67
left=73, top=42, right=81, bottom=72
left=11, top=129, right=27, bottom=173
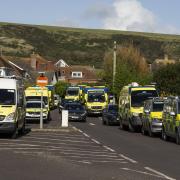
left=141, top=124, right=147, bottom=136
left=148, top=125, right=154, bottom=137
left=19, top=120, right=26, bottom=135
left=176, top=129, right=180, bottom=145
left=162, top=127, right=168, bottom=141
left=11, top=123, right=18, bottom=139
left=128, top=121, right=135, bottom=132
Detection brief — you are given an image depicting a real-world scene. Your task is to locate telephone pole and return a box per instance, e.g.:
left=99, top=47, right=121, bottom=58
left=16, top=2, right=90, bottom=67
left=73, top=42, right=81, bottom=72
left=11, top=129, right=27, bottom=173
left=113, top=41, right=117, bottom=91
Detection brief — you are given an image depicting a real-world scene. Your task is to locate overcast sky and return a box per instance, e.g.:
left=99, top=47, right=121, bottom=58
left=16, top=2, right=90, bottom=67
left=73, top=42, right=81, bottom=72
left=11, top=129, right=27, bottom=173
left=0, top=0, right=180, bottom=34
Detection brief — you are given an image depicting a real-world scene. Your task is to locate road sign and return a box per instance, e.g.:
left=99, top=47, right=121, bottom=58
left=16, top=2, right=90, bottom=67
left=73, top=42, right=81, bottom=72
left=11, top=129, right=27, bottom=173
left=36, top=76, right=48, bottom=87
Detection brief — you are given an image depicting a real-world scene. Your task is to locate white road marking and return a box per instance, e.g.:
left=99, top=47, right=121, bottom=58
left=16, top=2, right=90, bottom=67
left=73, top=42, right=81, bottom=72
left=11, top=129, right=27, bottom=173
left=89, top=123, right=95, bottom=126
left=121, top=168, right=163, bottom=178
left=78, top=129, right=83, bottom=133
left=1, top=139, right=101, bottom=148
left=119, top=154, right=138, bottom=164
left=23, top=136, right=92, bottom=144
left=103, top=145, right=115, bottom=152
left=78, top=160, right=91, bottom=164
left=145, top=167, right=176, bottom=180
left=91, top=139, right=101, bottom=144
left=83, top=133, right=90, bottom=138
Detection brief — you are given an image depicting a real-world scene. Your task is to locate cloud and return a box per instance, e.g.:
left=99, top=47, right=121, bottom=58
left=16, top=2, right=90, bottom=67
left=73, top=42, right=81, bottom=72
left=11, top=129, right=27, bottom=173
left=86, top=0, right=179, bottom=34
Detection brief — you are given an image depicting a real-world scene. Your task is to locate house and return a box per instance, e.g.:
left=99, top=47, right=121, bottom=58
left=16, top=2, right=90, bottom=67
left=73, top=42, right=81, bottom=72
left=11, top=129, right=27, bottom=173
left=56, top=65, right=100, bottom=85
left=0, top=56, right=26, bottom=78
left=55, top=59, right=69, bottom=68
left=151, top=54, right=176, bottom=71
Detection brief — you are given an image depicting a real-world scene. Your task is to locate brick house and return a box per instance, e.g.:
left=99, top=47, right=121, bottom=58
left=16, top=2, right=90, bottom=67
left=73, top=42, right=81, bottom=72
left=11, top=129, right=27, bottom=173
left=56, top=65, right=100, bottom=85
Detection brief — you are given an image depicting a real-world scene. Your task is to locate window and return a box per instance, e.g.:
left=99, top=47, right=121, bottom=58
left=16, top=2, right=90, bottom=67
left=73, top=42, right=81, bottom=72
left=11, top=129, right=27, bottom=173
left=71, top=72, right=82, bottom=78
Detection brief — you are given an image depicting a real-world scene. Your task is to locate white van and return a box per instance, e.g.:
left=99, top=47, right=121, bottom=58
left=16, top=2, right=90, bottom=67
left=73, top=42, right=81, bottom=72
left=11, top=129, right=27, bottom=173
left=0, top=77, right=25, bottom=138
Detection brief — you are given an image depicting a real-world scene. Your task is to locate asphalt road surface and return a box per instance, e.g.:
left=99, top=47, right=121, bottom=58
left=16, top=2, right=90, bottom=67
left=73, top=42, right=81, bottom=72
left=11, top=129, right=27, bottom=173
left=71, top=116, right=180, bottom=180
left=0, top=109, right=179, bottom=180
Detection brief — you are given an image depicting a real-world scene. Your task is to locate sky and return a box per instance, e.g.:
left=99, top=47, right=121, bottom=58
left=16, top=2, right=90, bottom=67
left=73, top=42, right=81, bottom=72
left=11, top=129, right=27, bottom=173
left=0, top=0, right=180, bottom=34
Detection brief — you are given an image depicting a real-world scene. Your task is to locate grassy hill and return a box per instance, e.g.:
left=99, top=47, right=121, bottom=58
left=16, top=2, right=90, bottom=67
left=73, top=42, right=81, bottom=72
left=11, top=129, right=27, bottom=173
left=1, top=22, right=180, bottom=68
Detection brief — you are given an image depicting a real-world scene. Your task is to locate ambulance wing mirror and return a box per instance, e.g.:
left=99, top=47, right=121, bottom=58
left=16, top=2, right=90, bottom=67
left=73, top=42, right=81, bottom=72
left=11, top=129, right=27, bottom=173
left=170, top=111, right=176, bottom=116
left=144, top=109, right=150, bottom=114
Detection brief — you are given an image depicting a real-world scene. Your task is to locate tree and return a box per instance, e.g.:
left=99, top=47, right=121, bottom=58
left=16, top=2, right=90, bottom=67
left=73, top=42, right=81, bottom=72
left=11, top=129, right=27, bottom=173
left=103, top=44, right=152, bottom=96
left=54, top=81, right=70, bottom=97
left=153, top=63, right=180, bottom=96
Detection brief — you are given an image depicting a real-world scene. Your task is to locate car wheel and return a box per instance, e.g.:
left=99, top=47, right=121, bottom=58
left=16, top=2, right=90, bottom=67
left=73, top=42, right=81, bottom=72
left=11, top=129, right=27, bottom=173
left=162, top=127, right=168, bottom=141
left=106, top=119, right=110, bottom=126
left=102, top=118, right=106, bottom=125
left=176, top=129, right=180, bottom=145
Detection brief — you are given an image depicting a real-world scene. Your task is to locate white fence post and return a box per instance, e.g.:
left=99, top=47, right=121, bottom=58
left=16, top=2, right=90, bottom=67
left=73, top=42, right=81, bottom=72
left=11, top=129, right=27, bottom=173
left=61, top=110, right=68, bottom=127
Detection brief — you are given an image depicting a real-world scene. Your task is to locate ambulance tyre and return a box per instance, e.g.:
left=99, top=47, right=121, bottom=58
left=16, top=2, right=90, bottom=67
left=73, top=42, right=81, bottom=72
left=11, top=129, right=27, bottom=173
left=162, top=126, right=168, bottom=141
left=128, top=120, right=135, bottom=132
left=19, top=120, right=26, bottom=135
left=11, top=123, right=18, bottom=139
left=176, top=128, right=180, bottom=145
left=148, top=124, right=154, bottom=137
left=141, top=124, right=147, bottom=136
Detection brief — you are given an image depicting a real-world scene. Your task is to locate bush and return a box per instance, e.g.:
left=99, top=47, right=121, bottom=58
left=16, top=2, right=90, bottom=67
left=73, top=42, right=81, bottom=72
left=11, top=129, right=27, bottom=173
left=54, top=81, right=70, bottom=98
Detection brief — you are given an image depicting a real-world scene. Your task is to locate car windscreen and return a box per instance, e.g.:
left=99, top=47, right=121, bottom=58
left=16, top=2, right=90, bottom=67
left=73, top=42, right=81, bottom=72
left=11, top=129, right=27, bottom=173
left=153, top=102, right=164, bottom=112
left=26, top=102, right=45, bottom=108
left=108, top=105, right=118, bottom=112
left=131, top=90, right=158, bottom=107
left=0, top=89, right=15, bottom=105
left=67, top=89, right=79, bottom=96
left=26, top=96, right=48, bottom=105
left=88, top=92, right=105, bottom=102
left=65, top=104, right=84, bottom=111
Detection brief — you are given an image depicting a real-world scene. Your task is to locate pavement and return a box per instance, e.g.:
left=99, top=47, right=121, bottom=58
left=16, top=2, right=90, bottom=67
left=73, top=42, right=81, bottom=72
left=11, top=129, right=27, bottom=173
left=0, top=109, right=178, bottom=180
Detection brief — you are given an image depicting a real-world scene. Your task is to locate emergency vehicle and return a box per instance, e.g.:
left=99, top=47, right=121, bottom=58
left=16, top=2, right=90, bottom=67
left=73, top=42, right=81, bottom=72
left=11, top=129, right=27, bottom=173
left=0, top=67, right=25, bottom=138
left=119, top=82, right=158, bottom=132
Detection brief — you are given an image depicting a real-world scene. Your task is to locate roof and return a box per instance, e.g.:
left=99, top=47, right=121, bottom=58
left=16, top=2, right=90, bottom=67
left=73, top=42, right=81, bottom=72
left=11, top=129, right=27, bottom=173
left=0, top=78, right=17, bottom=89
left=0, top=56, right=23, bottom=77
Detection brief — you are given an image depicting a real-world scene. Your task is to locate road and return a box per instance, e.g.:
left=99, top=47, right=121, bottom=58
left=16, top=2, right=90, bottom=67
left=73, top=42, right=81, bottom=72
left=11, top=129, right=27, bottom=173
left=0, top=109, right=179, bottom=180
left=71, top=116, right=180, bottom=180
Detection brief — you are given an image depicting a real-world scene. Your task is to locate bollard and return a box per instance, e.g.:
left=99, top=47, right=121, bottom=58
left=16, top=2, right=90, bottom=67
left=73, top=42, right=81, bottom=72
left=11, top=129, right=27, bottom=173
left=61, top=110, right=68, bottom=127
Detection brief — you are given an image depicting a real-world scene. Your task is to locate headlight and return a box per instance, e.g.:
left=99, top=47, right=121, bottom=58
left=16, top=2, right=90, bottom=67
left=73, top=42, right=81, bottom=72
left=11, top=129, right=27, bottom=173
left=132, top=112, right=139, bottom=117
left=4, top=112, right=15, bottom=122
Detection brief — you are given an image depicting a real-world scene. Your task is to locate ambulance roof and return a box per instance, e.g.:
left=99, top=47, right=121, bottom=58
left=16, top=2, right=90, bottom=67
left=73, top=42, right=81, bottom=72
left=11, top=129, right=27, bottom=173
left=0, top=78, right=17, bottom=89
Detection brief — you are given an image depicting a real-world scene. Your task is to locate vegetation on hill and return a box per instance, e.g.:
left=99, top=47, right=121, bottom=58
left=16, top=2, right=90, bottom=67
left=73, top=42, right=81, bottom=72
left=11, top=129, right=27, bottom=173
left=153, top=63, right=180, bottom=96
left=103, top=44, right=152, bottom=96
left=1, top=22, right=180, bottom=68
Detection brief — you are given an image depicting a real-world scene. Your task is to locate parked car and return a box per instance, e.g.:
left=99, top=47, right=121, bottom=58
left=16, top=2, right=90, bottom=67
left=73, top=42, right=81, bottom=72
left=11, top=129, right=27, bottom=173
left=59, top=99, right=75, bottom=113
left=64, top=102, right=87, bottom=122
left=54, top=94, right=60, bottom=108
left=141, top=98, right=164, bottom=137
left=102, top=104, right=119, bottom=125
left=162, top=96, right=180, bottom=144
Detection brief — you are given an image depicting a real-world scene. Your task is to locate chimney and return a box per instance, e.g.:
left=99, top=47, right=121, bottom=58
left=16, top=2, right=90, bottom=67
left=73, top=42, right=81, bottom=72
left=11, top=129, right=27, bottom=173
left=164, top=54, right=168, bottom=61
left=31, top=53, right=37, bottom=70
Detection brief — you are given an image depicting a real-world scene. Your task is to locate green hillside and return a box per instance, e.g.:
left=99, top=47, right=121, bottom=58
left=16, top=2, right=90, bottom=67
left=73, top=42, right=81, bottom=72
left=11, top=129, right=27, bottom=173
left=1, top=22, right=180, bottom=67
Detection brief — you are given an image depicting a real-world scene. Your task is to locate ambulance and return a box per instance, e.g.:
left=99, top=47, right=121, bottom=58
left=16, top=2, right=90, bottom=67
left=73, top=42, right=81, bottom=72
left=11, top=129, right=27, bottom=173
left=25, top=86, right=51, bottom=120
left=119, top=82, right=158, bottom=132
left=65, top=86, right=80, bottom=101
left=84, top=87, right=108, bottom=115
left=0, top=69, right=25, bottom=138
